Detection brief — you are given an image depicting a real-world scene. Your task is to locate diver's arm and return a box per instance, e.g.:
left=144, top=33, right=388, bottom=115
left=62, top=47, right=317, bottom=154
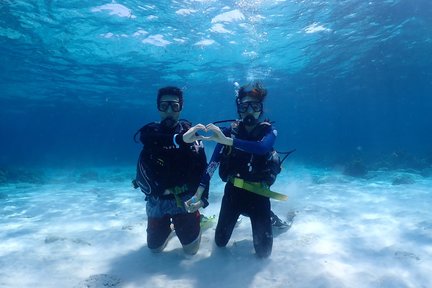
left=233, top=129, right=277, bottom=155
left=185, top=143, right=223, bottom=212
left=205, top=124, right=233, bottom=146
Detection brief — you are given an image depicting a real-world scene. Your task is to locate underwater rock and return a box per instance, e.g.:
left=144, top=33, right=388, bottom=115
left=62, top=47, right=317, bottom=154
left=392, top=174, right=415, bottom=185
left=76, top=274, right=121, bottom=288
left=420, top=167, right=432, bottom=178
left=394, top=251, right=420, bottom=261
left=45, top=236, right=91, bottom=246
left=109, top=174, right=128, bottom=182
left=77, top=171, right=99, bottom=183
left=0, top=169, right=6, bottom=183
left=376, top=150, right=429, bottom=171
left=313, top=175, right=348, bottom=184
left=0, top=168, right=45, bottom=184
left=343, top=160, right=368, bottom=178
left=45, top=236, right=67, bottom=244
left=20, top=170, right=45, bottom=184
left=0, top=193, right=6, bottom=200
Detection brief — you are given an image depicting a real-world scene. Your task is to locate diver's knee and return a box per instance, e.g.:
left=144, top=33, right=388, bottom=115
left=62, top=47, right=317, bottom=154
left=215, top=233, right=229, bottom=247
left=149, top=245, right=165, bottom=253
left=255, top=247, right=272, bottom=258
left=183, top=232, right=201, bottom=255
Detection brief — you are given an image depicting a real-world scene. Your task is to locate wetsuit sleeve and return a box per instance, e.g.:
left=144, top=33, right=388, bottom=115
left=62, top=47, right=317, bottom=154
left=233, top=128, right=277, bottom=155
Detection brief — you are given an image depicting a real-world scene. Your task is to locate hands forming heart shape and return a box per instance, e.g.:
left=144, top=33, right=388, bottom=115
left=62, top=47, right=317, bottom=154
left=194, top=125, right=216, bottom=137
left=196, top=129, right=215, bottom=138
left=191, top=124, right=219, bottom=140
left=183, top=123, right=231, bottom=145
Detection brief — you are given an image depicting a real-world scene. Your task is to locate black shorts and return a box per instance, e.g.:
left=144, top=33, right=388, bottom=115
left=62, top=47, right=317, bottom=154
left=147, top=211, right=201, bottom=249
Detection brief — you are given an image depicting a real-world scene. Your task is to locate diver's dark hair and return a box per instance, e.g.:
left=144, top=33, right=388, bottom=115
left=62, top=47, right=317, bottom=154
left=236, top=81, right=267, bottom=104
left=157, top=86, right=183, bottom=108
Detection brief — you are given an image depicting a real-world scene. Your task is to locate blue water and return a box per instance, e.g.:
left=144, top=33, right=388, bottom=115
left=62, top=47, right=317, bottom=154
left=1, top=2, right=432, bottom=287
left=1, top=0, right=431, bottom=169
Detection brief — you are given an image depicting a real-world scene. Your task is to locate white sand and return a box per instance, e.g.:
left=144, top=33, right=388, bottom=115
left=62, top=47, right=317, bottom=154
left=1, top=166, right=431, bottom=288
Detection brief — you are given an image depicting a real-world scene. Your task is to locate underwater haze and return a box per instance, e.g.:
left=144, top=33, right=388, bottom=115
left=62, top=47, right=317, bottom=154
left=1, top=0, right=431, bottom=168
left=1, top=1, right=432, bottom=288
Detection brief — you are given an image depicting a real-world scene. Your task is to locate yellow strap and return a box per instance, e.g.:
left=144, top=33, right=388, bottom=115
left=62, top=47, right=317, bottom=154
left=172, top=185, right=188, bottom=195
left=232, top=177, right=288, bottom=201
left=170, top=185, right=189, bottom=207
left=174, top=194, right=183, bottom=208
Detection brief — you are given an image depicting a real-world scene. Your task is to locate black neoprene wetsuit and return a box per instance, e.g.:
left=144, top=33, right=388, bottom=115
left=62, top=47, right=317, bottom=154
left=199, top=120, right=277, bottom=258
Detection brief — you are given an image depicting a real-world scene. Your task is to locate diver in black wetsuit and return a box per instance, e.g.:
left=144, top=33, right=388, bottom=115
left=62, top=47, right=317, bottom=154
left=185, top=82, right=282, bottom=258
left=133, top=86, right=209, bottom=255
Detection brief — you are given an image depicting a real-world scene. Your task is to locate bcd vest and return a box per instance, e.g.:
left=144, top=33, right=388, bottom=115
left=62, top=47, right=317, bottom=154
left=219, top=121, right=281, bottom=186
left=134, top=120, right=207, bottom=197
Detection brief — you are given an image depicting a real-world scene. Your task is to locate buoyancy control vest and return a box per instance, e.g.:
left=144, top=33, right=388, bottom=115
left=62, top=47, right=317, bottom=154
left=219, top=121, right=281, bottom=186
left=133, top=120, right=207, bottom=198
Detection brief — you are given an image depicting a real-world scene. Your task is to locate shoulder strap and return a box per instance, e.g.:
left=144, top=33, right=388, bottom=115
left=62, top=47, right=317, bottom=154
left=229, top=120, right=241, bottom=136
left=259, top=121, right=272, bottom=129
left=246, top=121, right=272, bottom=140
left=178, top=119, right=192, bottom=132
left=133, top=122, right=159, bottom=144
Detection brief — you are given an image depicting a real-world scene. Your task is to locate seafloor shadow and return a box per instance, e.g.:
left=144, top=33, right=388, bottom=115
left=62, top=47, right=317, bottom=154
left=100, top=239, right=268, bottom=288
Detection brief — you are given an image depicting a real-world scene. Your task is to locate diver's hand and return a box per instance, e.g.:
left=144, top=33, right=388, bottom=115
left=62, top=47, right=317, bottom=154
left=184, top=186, right=205, bottom=213
left=183, top=124, right=207, bottom=143
left=205, top=124, right=233, bottom=146
left=184, top=195, right=204, bottom=213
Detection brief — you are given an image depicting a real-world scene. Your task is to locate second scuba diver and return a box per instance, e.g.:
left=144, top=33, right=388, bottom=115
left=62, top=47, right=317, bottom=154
left=185, top=82, right=285, bottom=258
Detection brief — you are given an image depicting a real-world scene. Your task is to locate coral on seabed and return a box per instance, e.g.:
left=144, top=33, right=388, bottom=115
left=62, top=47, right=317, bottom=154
left=375, top=150, right=429, bottom=171
left=392, top=174, right=415, bottom=185
left=0, top=169, right=7, bottom=183
left=77, top=171, right=99, bottom=183
left=343, top=160, right=368, bottom=178
left=0, top=167, right=45, bottom=184
left=420, top=167, right=432, bottom=178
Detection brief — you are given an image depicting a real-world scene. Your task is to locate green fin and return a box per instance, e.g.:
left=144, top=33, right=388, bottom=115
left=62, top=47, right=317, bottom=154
left=200, top=214, right=216, bottom=230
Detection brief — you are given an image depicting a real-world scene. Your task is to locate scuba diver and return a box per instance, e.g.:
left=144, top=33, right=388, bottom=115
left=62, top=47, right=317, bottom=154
left=185, top=81, right=287, bottom=258
left=132, top=86, right=209, bottom=255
